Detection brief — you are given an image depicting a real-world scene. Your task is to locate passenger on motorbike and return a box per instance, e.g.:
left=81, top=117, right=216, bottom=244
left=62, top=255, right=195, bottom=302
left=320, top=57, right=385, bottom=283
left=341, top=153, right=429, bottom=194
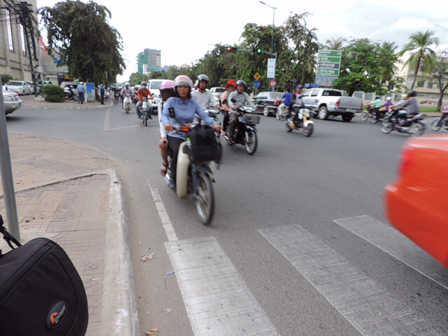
left=392, top=90, right=419, bottom=124
left=121, top=82, right=133, bottom=111
left=162, top=75, right=221, bottom=189
left=380, top=97, right=393, bottom=112
left=191, top=74, right=221, bottom=110
left=291, top=85, right=304, bottom=125
left=227, top=80, right=254, bottom=144
left=220, top=80, right=237, bottom=136
left=136, top=81, right=154, bottom=120
left=158, top=80, right=175, bottom=177
left=279, top=88, right=292, bottom=117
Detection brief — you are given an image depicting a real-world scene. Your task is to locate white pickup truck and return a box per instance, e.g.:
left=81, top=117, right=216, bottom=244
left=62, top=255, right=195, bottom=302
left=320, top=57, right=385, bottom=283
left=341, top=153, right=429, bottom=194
left=301, top=88, right=363, bottom=122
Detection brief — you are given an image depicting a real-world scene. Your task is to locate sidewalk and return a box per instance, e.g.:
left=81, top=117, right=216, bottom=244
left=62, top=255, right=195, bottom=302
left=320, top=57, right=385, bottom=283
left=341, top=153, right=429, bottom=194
left=20, top=95, right=115, bottom=110
left=0, top=134, right=139, bottom=335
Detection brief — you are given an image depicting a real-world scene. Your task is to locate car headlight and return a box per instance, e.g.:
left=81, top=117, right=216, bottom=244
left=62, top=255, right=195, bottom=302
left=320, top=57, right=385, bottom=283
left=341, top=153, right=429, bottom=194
left=3, top=96, right=14, bottom=101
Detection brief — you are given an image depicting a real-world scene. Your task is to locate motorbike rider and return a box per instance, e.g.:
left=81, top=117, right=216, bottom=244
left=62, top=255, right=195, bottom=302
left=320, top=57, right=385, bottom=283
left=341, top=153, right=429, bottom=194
left=162, top=75, right=221, bottom=189
left=191, top=74, right=221, bottom=111
left=135, top=81, right=154, bottom=120
left=158, top=80, right=175, bottom=177
left=280, top=88, right=292, bottom=117
left=121, top=82, right=133, bottom=110
left=220, top=80, right=237, bottom=136
left=392, top=90, right=419, bottom=125
left=227, top=80, right=254, bottom=144
left=372, top=95, right=382, bottom=120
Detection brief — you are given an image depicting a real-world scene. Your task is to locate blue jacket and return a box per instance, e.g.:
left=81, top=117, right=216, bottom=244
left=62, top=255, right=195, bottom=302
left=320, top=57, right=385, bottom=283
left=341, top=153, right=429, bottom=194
left=162, top=97, right=216, bottom=140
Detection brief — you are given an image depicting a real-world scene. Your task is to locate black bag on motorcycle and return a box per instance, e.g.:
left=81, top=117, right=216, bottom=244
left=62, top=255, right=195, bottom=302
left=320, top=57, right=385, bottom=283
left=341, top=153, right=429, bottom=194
left=0, top=216, right=89, bottom=335
left=188, top=125, right=219, bottom=162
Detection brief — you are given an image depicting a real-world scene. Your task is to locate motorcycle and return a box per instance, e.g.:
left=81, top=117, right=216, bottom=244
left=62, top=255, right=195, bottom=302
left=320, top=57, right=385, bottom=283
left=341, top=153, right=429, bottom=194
left=140, top=97, right=150, bottom=126
left=361, top=103, right=387, bottom=124
left=285, top=105, right=314, bottom=137
left=224, top=100, right=260, bottom=155
left=123, top=92, right=132, bottom=114
left=381, top=110, right=426, bottom=136
left=114, top=89, right=120, bottom=102
left=165, top=124, right=218, bottom=225
left=65, top=86, right=78, bottom=101
left=431, top=109, right=448, bottom=131
left=276, top=102, right=289, bottom=120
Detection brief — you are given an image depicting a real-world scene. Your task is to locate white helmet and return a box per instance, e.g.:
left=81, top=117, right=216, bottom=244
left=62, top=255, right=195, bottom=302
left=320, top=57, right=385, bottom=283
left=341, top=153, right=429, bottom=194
left=386, top=97, right=391, bottom=101
left=125, top=82, right=129, bottom=87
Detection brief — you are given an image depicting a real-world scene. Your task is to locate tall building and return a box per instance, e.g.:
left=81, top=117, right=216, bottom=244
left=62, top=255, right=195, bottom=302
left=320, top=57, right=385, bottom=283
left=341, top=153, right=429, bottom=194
left=0, top=0, right=39, bottom=81
left=137, top=48, right=161, bottom=74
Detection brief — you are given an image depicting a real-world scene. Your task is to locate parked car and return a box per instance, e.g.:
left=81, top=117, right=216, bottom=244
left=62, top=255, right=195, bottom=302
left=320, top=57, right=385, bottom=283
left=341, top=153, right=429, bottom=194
left=210, top=87, right=226, bottom=102
left=60, top=82, right=80, bottom=97
left=253, top=91, right=284, bottom=116
left=2, top=90, right=23, bottom=115
left=26, top=82, right=35, bottom=94
left=5, top=81, right=31, bottom=95
left=385, top=135, right=448, bottom=267
left=301, top=88, right=363, bottom=122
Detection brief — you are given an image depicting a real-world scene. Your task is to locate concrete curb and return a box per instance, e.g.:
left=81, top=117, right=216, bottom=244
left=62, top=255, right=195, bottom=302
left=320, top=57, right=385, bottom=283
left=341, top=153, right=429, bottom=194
left=100, top=169, right=140, bottom=336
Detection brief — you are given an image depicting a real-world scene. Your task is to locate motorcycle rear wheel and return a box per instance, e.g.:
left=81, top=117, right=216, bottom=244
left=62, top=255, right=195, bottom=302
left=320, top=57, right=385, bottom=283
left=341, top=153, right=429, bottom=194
left=409, top=122, right=424, bottom=137
left=371, top=115, right=379, bottom=124
left=381, top=121, right=393, bottom=134
left=303, top=124, right=314, bottom=137
left=196, top=173, right=214, bottom=225
left=431, top=118, right=441, bottom=131
left=245, top=130, right=258, bottom=155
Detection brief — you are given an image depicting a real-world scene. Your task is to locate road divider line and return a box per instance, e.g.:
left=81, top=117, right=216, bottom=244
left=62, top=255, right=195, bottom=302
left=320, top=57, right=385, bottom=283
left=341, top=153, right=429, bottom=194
left=334, top=215, right=448, bottom=290
left=260, top=224, right=442, bottom=336
left=148, top=181, right=178, bottom=241
left=165, top=237, right=279, bottom=336
left=103, top=107, right=111, bottom=131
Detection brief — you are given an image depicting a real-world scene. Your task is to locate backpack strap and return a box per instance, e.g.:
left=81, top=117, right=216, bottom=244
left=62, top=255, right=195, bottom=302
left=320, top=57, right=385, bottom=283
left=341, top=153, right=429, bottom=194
left=0, top=215, right=22, bottom=251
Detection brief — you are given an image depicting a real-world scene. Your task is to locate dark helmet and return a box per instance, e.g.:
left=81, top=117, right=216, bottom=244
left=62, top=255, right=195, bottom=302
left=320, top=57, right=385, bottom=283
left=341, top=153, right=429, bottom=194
left=296, top=85, right=303, bottom=89
left=236, top=80, right=246, bottom=87
left=375, top=96, right=380, bottom=99
left=407, top=90, right=417, bottom=98
left=197, top=74, right=209, bottom=84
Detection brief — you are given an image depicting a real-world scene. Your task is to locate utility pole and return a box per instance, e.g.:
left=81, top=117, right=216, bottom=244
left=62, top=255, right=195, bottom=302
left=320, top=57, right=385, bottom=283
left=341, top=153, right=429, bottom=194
left=2, top=0, right=42, bottom=96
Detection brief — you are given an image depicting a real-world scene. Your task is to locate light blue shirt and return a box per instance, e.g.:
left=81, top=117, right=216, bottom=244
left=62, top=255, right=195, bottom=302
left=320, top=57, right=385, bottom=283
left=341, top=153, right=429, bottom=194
left=77, top=84, right=85, bottom=93
left=162, top=97, right=216, bottom=140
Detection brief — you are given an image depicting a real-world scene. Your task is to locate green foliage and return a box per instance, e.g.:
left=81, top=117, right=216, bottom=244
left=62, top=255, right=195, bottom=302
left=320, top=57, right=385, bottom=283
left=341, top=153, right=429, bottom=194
left=399, top=30, right=439, bottom=89
left=429, top=49, right=448, bottom=111
left=335, top=38, right=404, bottom=96
left=39, top=0, right=125, bottom=84
left=42, top=85, right=65, bottom=102
left=129, top=72, right=149, bottom=86
left=1, top=74, right=13, bottom=84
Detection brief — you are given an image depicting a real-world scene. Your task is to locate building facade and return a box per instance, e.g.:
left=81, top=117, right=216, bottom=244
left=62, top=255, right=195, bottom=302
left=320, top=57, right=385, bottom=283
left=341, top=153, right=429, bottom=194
left=137, top=48, right=161, bottom=74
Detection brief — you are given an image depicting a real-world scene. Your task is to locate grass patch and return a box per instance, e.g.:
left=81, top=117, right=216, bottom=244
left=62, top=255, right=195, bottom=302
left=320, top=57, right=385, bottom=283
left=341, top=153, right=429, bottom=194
left=420, top=107, right=439, bottom=113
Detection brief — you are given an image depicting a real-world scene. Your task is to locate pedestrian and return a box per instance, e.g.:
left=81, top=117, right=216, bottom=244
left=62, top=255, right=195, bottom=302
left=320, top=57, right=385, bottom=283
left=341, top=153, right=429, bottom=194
left=99, top=82, right=105, bottom=105
left=77, top=82, right=85, bottom=104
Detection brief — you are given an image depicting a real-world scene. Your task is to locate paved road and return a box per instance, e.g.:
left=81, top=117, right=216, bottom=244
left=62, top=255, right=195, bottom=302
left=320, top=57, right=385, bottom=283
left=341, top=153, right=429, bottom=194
left=6, top=101, right=448, bottom=336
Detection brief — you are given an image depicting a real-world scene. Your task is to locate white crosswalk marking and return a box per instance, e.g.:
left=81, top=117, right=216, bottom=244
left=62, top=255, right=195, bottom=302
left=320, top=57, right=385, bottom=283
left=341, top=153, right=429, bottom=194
left=259, top=224, right=443, bottom=336
left=334, top=215, right=448, bottom=290
left=165, top=237, right=279, bottom=336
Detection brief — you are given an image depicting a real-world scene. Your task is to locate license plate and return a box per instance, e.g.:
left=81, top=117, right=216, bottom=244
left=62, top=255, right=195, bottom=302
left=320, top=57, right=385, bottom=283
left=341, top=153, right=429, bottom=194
left=346, top=109, right=356, bottom=112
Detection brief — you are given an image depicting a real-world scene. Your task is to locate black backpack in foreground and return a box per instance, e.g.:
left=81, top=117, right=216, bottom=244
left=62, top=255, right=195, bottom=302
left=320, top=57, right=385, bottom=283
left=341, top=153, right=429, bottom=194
left=0, top=215, right=88, bottom=335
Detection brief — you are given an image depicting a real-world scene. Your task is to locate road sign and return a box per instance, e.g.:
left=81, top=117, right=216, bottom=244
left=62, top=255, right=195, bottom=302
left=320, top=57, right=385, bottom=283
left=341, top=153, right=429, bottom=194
left=267, top=59, right=276, bottom=79
left=317, top=50, right=342, bottom=77
left=254, top=73, right=261, bottom=81
left=269, top=79, right=277, bottom=88
left=254, top=80, right=260, bottom=88
left=315, top=76, right=338, bottom=87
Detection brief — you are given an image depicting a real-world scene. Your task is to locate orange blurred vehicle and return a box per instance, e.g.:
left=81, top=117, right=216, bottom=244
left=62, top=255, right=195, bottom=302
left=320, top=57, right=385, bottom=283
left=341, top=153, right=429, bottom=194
left=385, top=134, right=448, bottom=267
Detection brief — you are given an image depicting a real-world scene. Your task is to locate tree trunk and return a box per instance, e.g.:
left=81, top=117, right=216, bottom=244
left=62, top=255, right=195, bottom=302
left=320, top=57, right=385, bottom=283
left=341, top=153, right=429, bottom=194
left=410, top=57, right=421, bottom=90
left=348, top=88, right=355, bottom=96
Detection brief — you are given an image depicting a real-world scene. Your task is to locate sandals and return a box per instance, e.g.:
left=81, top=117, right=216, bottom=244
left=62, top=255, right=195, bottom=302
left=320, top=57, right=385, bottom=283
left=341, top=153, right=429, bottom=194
left=160, top=163, right=168, bottom=177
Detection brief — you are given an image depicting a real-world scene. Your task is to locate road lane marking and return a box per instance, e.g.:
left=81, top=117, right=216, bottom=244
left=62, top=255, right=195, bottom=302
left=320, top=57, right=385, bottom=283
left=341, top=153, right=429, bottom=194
left=259, top=224, right=443, bottom=336
left=148, top=182, right=178, bottom=241
left=165, top=237, right=279, bottom=336
left=334, top=215, right=448, bottom=290
left=103, top=107, right=111, bottom=130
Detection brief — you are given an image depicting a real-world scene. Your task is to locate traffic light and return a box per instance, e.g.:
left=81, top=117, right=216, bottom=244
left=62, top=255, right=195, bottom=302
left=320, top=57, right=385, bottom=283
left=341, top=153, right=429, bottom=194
left=227, top=47, right=237, bottom=53
left=257, top=48, right=262, bottom=54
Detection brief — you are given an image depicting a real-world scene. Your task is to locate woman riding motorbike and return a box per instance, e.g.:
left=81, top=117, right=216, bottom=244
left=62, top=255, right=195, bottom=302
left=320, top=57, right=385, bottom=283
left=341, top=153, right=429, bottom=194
left=162, top=75, right=221, bottom=189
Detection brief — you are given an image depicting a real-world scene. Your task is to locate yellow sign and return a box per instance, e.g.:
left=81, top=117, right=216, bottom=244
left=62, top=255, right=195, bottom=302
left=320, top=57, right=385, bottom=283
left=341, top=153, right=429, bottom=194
left=254, top=73, right=261, bottom=81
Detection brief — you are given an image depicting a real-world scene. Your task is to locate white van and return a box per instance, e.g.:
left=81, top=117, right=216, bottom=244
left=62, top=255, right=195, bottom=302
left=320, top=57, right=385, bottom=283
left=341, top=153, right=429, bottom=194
left=147, top=79, right=169, bottom=114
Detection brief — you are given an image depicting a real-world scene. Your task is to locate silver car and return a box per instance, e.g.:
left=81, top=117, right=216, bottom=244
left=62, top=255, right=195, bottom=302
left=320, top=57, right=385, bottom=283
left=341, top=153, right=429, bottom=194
left=2, top=90, right=23, bottom=115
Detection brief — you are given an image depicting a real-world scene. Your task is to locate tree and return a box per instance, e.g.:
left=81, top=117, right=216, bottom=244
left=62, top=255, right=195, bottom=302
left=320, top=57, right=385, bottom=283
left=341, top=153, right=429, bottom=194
left=325, top=37, right=346, bottom=50
left=129, top=72, right=149, bottom=86
left=429, top=49, right=448, bottom=111
left=399, top=30, right=439, bottom=89
left=39, top=0, right=125, bottom=84
left=335, top=38, right=404, bottom=96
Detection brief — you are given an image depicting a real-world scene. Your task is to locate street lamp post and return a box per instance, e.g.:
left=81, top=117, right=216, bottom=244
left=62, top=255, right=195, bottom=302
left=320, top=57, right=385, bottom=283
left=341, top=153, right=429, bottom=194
left=259, top=1, right=276, bottom=58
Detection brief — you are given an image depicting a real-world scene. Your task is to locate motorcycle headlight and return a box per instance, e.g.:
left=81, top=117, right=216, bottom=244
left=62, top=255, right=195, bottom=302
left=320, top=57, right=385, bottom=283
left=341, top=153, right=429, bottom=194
left=302, top=108, right=310, bottom=117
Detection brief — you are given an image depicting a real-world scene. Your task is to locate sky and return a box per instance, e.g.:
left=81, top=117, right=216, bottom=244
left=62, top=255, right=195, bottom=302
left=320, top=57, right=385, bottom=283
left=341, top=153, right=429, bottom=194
left=36, top=0, right=448, bottom=83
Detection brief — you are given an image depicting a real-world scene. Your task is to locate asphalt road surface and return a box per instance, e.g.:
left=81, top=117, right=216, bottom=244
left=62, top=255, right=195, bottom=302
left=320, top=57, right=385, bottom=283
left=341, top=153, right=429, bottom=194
left=6, top=100, right=448, bottom=336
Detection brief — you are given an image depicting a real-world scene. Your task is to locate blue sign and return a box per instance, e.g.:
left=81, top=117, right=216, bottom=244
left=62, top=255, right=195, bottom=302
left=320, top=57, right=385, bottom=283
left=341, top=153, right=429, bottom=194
left=254, top=80, right=260, bottom=88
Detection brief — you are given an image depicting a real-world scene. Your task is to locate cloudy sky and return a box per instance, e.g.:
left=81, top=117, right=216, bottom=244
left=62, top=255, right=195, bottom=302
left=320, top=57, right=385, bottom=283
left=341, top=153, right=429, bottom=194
left=36, top=0, right=448, bottom=82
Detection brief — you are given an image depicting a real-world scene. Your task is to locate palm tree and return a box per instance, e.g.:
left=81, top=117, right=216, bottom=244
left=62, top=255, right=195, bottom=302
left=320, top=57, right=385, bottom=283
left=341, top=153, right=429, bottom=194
left=325, top=37, right=346, bottom=50
left=399, top=30, right=439, bottom=89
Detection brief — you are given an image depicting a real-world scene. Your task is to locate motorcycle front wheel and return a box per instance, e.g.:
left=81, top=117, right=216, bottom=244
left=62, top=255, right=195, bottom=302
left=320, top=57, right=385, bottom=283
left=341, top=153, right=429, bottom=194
left=303, top=124, right=314, bottom=137
left=431, top=118, right=441, bottom=131
left=143, top=110, right=148, bottom=126
left=361, top=111, right=369, bottom=121
left=196, top=173, right=214, bottom=225
left=381, top=121, right=393, bottom=134
left=245, top=130, right=258, bottom=155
